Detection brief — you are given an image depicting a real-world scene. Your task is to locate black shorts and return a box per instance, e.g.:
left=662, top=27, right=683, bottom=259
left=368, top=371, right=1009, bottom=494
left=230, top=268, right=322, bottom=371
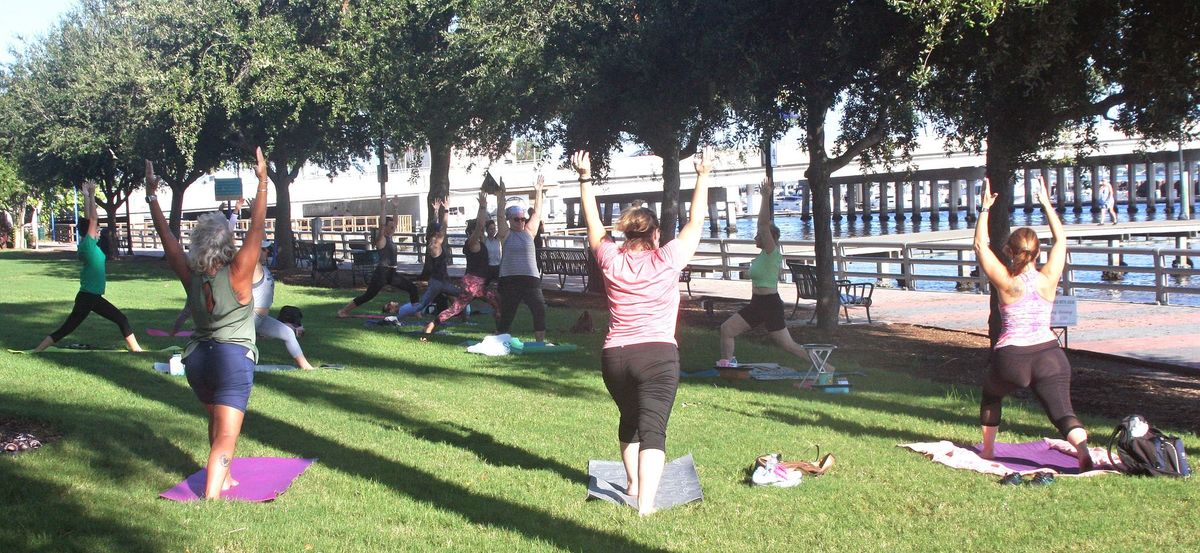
left=600, top=342, right=680, bottom=452
left=737, top=292, right=786, bottom=332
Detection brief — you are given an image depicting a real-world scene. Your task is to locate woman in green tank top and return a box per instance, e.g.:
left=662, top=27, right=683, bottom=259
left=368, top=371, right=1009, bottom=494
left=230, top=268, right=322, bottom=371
left=717, top=179, right=810, bottom=367
left=146, top=148, right=270, bottom=499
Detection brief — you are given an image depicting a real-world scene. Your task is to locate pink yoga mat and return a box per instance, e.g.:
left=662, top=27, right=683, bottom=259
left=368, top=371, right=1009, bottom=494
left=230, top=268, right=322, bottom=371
left=146, top=328, right=193, bottom=337
left=160, top=457, right=314, bottom=502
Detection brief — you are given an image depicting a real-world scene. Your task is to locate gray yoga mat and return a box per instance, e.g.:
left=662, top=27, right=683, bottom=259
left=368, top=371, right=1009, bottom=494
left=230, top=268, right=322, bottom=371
left=586, top=454, right=703, bottom=511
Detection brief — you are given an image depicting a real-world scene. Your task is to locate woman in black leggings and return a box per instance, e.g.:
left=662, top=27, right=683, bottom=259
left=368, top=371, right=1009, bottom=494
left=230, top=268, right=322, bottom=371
left=33, top=181, right=142, bottom=353
left=573, top=148, right=712, bottom=515
left=973, top=176, right=1091, bottom=470
left=338, top=196, right=419, bottom=317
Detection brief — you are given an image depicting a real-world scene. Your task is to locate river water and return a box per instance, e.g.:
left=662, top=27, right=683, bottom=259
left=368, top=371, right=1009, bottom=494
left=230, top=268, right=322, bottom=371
left=719, top=206, right=1200, bottom=306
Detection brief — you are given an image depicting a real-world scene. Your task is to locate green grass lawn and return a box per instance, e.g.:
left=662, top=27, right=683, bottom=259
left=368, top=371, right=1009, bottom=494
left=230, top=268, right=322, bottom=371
left=2, top=250, right=1197, bottom=552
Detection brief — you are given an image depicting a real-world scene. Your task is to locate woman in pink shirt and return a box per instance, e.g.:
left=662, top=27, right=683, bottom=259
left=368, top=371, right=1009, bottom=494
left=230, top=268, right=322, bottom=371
left=572, top=148, right=711, bottom=515
left=974, top=175, right=1092, bottom=471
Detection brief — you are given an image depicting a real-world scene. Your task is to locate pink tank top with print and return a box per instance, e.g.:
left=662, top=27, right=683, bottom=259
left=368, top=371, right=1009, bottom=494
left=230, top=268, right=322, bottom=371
left=995, top=270, right=1058, bottom=349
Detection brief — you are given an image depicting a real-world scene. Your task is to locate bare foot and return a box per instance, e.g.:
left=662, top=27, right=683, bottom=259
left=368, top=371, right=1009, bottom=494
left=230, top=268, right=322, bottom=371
left=979, top=448, right=994, bottom=460
left=336, top=309, right=349, bottom=318
left=625, top=481, right=639, bottom=498
left=222, top=475, right=239, bottom=491
left=300, top=364, right=316, bottom=371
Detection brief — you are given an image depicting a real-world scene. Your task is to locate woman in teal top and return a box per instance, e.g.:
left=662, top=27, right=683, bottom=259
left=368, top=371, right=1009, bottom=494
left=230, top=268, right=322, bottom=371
left=146, top=148, right=269, bottom=499
left=717, top=179, right=809, bottom=366
left=33, top=180, right=143, bottom=353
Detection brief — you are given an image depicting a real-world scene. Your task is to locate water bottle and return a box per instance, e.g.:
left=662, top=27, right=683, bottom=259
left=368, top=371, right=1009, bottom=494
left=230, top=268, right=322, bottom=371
left=168, top=353, right=184, bottom=376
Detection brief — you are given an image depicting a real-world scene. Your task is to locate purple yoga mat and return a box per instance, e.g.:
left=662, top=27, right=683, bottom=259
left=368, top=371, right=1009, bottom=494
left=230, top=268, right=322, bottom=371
left=160, top=457, right=315, bottom=502
left=971, top=442, right=1083, bottom=474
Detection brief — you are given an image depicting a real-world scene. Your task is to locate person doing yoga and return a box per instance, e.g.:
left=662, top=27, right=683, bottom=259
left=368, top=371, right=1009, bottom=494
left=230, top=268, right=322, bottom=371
left=973, top=175, right=1092, bottom=471
left=252, top=241, right=316, bottom=370
left=573, top=147, right=712, bottom=516
left=145, top=148, right=270, bottom=498
left=717, top=178, right=809, bottom=367
left=389, top=197, right=461, bottom=319
left=495, top=174, right=548, bottom=342
left=424, top=191, right=501, bottom=335
left=337, top=196, right=420, bottom=317
left=32, top=180, right=143, bottom=353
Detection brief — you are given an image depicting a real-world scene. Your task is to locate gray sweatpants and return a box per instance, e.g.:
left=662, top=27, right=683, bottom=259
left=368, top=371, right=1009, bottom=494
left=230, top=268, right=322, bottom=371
left=255, top=314, right=303, bottom=358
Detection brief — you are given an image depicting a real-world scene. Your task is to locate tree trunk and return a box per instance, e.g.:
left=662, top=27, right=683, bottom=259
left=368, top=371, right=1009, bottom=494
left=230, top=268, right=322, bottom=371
left=804, top=118, right=840, bottom=330
left=14, top=199, right=28, bottom=249
left=659, top=146, right=682, bottom=243
left=983, top=130, right=1019, bottom=346
left=428, top=138, right=452, bottom=205
left=168, top=182, right=187, bottom=240
left=270, top=153, right=297, bottom=270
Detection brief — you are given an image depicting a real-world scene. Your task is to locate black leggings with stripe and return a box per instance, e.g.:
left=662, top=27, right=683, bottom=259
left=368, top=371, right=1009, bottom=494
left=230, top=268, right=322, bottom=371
left=49, top=291, right=134, bottom=342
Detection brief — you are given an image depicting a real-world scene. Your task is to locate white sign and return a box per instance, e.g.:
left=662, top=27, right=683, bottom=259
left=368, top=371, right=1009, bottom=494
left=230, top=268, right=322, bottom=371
left=1051, top=296, right=1078, bottom=327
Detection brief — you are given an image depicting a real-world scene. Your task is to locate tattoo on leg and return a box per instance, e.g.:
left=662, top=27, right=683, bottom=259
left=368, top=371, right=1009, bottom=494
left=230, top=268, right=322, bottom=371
left=219, top=454, right=231, bottom=468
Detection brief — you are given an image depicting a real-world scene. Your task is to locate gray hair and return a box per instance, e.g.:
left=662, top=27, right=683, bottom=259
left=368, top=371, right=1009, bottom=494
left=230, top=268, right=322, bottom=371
left=187, top=212, right=237, bottom=274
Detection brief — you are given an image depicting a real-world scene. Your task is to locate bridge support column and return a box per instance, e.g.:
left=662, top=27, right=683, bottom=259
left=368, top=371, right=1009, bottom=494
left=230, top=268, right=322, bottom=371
left=894, top=181, right=906, bottom=221
left=948, top=179, right=961, bottom=222
left=1090, top=165, right=1102, bottom=213
left=930, top=180, right=941, bottom=223
left=832, top=182, right=843, bottom=222
left=1165, top=161, right=1178, bottom=214
left=862, top=182, right=874, bottom=221
left=1147, top=162, right=1158, bottom=213
left=1055, top=167, right=1067, bottom=212
left=1127, top=163, right=1138, bottom=214
left=966, top=178, right=978, bottom=223
left=846, top=182, right=857, bottom=221
left=1072, top=166, right=1084, bottom=213
left=878, top=181, right=890, bottom=222
left=910, top=180, right=922, bottom=222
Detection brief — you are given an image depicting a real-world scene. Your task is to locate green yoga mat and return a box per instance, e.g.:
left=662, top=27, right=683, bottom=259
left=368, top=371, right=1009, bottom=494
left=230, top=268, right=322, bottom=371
left=510, top=342, right=578, bottom=355
left=8, top=345, right=183, bottom=355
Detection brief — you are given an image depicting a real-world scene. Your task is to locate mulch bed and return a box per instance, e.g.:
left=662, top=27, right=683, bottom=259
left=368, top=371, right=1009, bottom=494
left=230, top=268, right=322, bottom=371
left=1, top=418, right=61, bottom=456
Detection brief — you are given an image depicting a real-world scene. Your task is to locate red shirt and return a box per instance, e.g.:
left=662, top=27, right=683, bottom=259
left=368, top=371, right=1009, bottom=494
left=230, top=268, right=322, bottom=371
left=594, top=238, right=687, bottom=349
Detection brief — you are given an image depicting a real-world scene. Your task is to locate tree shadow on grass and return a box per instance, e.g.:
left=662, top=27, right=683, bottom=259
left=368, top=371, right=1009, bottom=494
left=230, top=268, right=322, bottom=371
left=253, top=374, right=588, bottom=483
left=0, top=464, right=170, bottom=553
left=46, top=354, right=665, bottom=552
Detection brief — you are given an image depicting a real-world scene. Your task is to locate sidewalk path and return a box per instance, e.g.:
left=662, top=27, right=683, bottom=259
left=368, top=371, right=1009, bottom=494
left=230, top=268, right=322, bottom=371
left=678, top=277, right=1200, bottom=372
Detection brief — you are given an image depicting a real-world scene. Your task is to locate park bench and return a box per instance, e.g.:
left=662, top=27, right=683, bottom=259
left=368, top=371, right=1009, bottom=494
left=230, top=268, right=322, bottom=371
left=787, top=260, right=875, bottom=323
left=538, top=247, right=590, bottom=289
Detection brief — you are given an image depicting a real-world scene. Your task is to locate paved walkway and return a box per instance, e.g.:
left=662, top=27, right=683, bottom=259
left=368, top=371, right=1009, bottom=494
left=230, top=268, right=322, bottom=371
left=678, top=276, right=1200, bottom=372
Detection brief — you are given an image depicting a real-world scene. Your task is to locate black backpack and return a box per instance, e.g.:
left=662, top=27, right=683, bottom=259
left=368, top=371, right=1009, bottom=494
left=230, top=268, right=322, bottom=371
left=1107, top=415, right=1191, bottom=477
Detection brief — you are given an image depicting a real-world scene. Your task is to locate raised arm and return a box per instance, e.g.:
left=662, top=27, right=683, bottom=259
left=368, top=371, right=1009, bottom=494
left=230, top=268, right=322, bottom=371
left=144, top=161, right=190, bottom=283
left=1036, top=175, right=1067, bottom=286
left=572, top=151, right=607, bottom=251
left=373, top=196, right=390, bottom=250
left=81, top=180, right=100, bottom=240
left=527, top=175, right=545, bottom=238
left=972, top=177, right=1014, bottom=292
left=230, top=147, right=270, bottom=282
left=495, top=177, right=511, bottom=241
left=466, top=191, right=488, bottom=253
left=674, top=147, right=713, bottom=258
left=756, top=178, right=776, bottom=253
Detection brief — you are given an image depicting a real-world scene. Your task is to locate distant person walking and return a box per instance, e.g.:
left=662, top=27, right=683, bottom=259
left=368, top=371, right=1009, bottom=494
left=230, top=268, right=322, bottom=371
left=145, top=148, right=271, bottom=498
left=1097, top=180, right=1117, bottom=225
left=973, top=175, right=1093, bottom=471
left=573, top=147, right=712, bottom=516
left=32, top=180, right=143, bottom=353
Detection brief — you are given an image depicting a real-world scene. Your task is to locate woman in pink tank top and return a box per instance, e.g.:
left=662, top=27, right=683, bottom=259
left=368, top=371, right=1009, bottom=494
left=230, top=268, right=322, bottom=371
left=973, top=176, right=1093, bottom=472
left=572, top=148, right=712, bottom=515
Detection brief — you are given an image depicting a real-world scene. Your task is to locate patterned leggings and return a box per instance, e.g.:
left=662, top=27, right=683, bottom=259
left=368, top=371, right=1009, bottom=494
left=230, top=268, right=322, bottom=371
left=436, top=274, right=500, bottom=324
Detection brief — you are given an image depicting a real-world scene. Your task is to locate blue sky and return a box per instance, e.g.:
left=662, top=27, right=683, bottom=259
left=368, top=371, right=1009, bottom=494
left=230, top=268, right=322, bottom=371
left=0, top=0, right=77, bottom=64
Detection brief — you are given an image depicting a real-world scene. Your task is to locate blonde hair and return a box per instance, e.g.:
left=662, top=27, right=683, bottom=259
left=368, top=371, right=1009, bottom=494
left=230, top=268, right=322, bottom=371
left=1002, top=227, right=1040, bottom=276
left=615, top=206, right=659, bottom=250
left=187, top=212, right=237, bottom=274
